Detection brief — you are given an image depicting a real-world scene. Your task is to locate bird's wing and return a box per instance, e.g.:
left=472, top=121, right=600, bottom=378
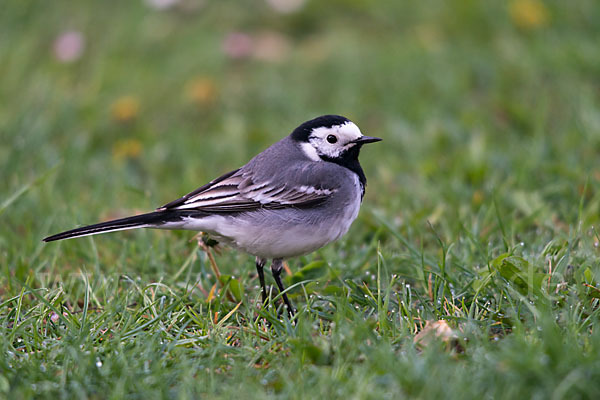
left=158, top=168, right=335, bottom=213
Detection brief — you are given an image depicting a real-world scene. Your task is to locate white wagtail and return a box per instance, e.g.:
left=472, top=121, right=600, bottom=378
left=44, top=115, right=381, bottom=314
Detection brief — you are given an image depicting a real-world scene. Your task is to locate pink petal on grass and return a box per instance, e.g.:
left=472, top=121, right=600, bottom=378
left=53, top=31, right=85, bottom=63
left=145, top=0, right=180, bottom=10
left=50, top=312, right=59, bottom=323
left=222, top=32, right=254, bottom=59
left=265, top=0, right=306, bottom=14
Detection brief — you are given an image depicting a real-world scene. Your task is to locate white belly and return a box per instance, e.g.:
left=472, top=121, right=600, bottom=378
left=174, top=174, right=363, bottom=259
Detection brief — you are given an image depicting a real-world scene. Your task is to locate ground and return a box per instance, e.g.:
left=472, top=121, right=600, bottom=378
left=1, top=1, right=600, bottom=398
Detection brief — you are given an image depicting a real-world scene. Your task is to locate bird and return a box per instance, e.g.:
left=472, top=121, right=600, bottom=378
left=43, top=115, right=382, bottom=315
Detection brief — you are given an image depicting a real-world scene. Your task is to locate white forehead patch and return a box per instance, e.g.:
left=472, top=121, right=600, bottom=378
left=310, top=121, right=363, bottom=142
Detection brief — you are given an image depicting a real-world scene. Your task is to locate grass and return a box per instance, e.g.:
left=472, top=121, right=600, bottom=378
left=2, top=0, right=600, bottom=398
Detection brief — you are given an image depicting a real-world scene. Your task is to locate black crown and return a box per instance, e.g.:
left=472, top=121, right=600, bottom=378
left=290, top=115, right=350, bottom=142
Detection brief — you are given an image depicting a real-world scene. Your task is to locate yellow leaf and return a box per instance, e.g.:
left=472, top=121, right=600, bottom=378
left=206, top=283, right=217, bottom=302
left=216, top=302, right=242, bottom=327
left=185, top=77, right=217, bottom=106
left=111, top=96, right=140, bottom=122
left=509, top=0, right=549, bottom=29
left=112, top=138, right=142, bottom=161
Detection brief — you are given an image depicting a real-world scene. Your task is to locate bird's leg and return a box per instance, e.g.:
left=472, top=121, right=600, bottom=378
left=255, top=257, right=268, bottom=305
left=271, top=258, right=295, bottom=316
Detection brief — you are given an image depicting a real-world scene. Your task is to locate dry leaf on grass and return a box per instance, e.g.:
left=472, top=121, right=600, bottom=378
left=414, top=320, right=463, bottom=352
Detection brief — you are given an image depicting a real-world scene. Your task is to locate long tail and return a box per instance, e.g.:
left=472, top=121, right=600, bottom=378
left=43, top=210, right=204, bottom=242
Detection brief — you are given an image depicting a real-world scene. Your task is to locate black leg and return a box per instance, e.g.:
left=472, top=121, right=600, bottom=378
left=255, top=257, right=268, bottom=305
left=271, top=259, right=295, bottom=316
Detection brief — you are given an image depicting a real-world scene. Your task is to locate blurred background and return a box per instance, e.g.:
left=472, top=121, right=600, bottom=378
left=3, top=2, right=600, bottom=397
left=2, top=0, right=600, bottom=275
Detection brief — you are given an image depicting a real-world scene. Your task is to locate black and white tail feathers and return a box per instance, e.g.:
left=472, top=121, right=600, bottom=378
left=43, top=210, right=205, bottom=242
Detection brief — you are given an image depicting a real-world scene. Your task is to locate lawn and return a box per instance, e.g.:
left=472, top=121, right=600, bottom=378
left=2, top=0, right=600, bottom=398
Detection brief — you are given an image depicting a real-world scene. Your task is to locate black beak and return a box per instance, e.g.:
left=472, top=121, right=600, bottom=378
left=352, top=136, right=382, bottom=144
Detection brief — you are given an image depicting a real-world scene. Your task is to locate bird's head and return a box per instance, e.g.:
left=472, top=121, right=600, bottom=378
left=291, top=115, right=381, bottom=162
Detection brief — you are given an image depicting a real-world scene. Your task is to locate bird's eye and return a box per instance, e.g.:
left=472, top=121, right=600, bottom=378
left=326, top=135, right=338, bottom=144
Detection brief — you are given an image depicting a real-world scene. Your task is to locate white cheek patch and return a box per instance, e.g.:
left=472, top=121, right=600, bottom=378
left=305, top=121, right=364, bottom=160
left=300, top=142, right=321, bottom=161
left=311, top=139, right=344, bottom=159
